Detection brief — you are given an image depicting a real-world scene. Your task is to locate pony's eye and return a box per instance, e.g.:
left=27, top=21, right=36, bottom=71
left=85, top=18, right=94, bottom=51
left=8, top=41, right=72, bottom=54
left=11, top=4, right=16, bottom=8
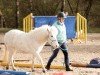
left=51, top=35, right=53, bottom=37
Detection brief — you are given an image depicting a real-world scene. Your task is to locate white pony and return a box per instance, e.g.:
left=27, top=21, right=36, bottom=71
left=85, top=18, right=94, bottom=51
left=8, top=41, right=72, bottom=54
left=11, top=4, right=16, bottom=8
left=4, top=25, right=59, bottom=72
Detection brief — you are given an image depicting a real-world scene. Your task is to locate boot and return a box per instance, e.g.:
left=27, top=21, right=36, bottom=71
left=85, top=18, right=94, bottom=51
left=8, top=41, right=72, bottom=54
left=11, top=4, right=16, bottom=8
left=45, top=65, right=50, bottom=70
left=66, top=68, right=73, bottom=71
left=66, top=65, right=73, bottom=71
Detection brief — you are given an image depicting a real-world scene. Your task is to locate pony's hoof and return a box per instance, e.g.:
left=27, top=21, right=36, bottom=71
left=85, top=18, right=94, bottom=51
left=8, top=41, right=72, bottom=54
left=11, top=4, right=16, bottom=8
left=13, top=68, right=16, bottom=71
left=43, top=70, right=46, bottom=73
left=13, top=69, right=16, bottom=71
left=32, top=69, right=35, bottom=72
left=5, top=66, right=9, bottom=70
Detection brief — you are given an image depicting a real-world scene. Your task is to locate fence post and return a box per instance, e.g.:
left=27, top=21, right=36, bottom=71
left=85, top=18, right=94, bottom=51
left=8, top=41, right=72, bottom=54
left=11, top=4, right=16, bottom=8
left=23, top=13, right=33, bottom=32
left=76, top=13, right=87, bottom=42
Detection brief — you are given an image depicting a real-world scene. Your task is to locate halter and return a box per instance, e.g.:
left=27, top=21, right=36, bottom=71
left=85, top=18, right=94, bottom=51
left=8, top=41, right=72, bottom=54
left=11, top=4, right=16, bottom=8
left=48, top=37, right=57, bottom=45
left=47, top=27, right=58, bottom=47
left=48, top=37, right=58, bottom=51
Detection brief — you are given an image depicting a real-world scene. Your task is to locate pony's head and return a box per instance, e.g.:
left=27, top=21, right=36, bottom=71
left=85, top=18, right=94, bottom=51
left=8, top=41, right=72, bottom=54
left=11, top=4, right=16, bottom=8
left=47, top=26, right=59, bottom=49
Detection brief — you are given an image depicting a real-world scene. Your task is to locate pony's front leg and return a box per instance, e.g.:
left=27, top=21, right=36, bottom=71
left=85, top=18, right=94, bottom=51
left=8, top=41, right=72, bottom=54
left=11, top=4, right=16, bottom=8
left=5, top=46, right=16, bottom=70
left=36, top=51, right=46, bottom=73
left=31, top=55, right=35, bottom=72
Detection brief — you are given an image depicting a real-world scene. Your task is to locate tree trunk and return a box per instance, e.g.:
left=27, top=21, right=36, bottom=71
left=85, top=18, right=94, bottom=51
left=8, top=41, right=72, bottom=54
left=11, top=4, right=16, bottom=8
left=75, top=0, right=80, bottom=13
left=29, top=0, right=33, bottom=12
left=84, top=0, right=93, bottom=19
left=66, top=0, right=74, bottom=15
left=61, top=0, right=65, bottom=12
left=15, top=0, right=19, bottom=28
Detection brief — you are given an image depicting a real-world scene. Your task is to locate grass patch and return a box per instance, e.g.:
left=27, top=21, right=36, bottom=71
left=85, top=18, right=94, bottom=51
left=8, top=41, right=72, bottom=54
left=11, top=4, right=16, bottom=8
left=88, top=26, right=100, bottom=33
left=0, top=28, right=23, bottom=33
left=0, top=28, right=12, bottom=33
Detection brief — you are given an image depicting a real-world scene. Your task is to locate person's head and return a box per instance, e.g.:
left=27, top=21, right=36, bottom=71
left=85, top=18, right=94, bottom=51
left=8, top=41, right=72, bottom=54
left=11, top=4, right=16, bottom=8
left=57, top=12, right=66, bottom=23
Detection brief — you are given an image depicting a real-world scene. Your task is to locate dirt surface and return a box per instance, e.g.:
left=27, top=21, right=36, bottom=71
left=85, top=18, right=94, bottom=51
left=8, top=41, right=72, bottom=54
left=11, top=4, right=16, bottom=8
left=0, top=33, right=100, bottom=75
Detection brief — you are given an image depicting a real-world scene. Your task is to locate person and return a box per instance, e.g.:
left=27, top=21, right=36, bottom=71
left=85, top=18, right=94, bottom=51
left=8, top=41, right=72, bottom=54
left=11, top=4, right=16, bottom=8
left=45, top=12, right=72, bottom=71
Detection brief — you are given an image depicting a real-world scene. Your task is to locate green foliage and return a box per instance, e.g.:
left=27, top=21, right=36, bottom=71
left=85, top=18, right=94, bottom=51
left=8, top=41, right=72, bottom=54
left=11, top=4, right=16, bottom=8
left=88, top=26, right=100, bottom=33
left=0, top=28, right=12, bottom=33
left=0, top=0, right=100, bottom=33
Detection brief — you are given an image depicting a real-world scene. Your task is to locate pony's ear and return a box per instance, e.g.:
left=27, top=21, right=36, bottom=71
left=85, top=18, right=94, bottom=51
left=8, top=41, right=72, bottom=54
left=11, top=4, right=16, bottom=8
left=47, top=28, right=50, bottom=33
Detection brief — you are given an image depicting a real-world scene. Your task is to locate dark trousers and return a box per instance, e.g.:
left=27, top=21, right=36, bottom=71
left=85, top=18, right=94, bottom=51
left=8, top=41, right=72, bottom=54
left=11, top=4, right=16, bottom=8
left=46, top=42, right=70, bottom=71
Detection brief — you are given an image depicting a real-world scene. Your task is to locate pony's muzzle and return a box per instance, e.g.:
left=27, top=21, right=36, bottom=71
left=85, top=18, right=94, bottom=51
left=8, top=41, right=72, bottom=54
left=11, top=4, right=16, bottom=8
left=56, top=45, right=59, bottom=48
left=54, top=44, right=59, bottom=49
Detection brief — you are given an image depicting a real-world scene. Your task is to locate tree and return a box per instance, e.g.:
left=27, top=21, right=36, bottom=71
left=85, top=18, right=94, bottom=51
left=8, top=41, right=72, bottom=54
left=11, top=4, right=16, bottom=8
left=0, top=0, right=99, bottom=28
left=61, top=0, right=65, bottom=12
left=15, top=0, right=19, bottom=28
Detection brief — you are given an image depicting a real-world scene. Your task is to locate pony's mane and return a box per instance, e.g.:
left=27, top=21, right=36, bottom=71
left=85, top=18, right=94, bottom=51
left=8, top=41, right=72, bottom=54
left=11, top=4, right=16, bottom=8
left=28, top=25, right=58, bottom=37
left=29, top=25, right=49, bottom=33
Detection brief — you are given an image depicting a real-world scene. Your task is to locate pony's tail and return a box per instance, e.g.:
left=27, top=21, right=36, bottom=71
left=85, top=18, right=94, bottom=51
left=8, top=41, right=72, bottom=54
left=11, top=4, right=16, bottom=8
left=0, top=42, right=9, bottom=69
left=0, top=42, right=5, bottom=50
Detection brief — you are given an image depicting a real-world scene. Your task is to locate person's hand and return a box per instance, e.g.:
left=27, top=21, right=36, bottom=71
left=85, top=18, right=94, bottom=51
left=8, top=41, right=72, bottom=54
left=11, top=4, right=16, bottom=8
left=65, top=12, right=68, bottom=16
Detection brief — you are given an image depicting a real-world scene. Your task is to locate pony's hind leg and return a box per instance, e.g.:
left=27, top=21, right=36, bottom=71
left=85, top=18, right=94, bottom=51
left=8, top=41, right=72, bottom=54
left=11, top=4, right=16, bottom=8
left=4, top=45, right=9, bottom=69
left=11, top=49, right=16, bottom=70
left=7, top=46, right=16, bottom=70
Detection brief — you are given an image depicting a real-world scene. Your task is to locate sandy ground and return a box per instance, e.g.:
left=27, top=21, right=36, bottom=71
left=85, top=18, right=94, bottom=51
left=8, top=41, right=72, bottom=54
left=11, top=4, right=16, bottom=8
left=0, top=33, right=100, bottom=75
